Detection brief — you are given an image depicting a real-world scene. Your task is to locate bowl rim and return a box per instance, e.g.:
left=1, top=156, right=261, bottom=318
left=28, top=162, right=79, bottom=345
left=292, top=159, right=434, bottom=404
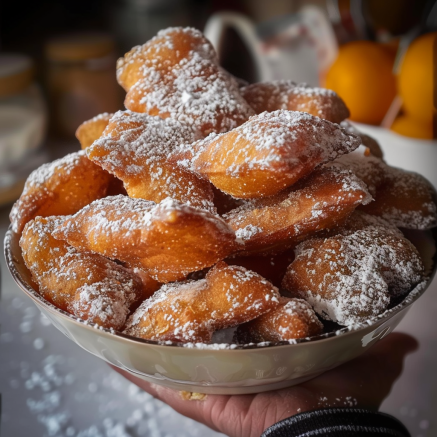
left=4, top=225, right=437, bottom=351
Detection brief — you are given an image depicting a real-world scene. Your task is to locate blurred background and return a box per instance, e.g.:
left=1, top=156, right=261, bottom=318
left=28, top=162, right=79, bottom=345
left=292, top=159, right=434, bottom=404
left=0, top=0, right=436, bottom=203
left=1, top=0, right=437, bottom=436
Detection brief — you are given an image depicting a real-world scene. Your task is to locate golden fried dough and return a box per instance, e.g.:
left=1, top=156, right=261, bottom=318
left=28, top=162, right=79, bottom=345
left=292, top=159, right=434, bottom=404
left=362, top=169, right=437, bottom=230
left=234, top=297, right=323, bottom=343
left=117, top=28, right=254, bottom=136
left=86, top=111, right=215, bottom=212
left=20, top=217, right=156, bottom=330
left=241, top=81, right=349, bottom=123
left=124, top=57, right=254, bottom=136
left=76, top=113, right=112, bottom=149
left=10, top=151, right=113, bottom=234
left=282, top=212, right=425, bottom=325
left=175, top=110, right=361, bottom=199
left=224, top=167, right=371, bottom=255
left=116, top=27, right=218, bottom=92
left=125, top=264, right=161, bottom=295
left=329, top=148, right=437, bottom=229
left=53, top=196, right=237, bottom=283
left=123, top=261, right=280, bottom=343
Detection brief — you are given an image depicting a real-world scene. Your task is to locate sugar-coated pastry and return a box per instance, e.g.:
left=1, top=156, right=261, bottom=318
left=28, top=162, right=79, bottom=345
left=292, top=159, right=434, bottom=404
left=117, top=27, right=254, bottom=136
left=176, top=110, right=361, bottom=199
left=76, top=113, right=112, bottom=149
left=12, top=25, right=437, bottom=346
left=241, top=81, right=349, bottom=123
left=116, top=27, right=218, bottom=92
left=10, top=151, right=113, bottom=234
left=282, top=212, right=425, bottom=325
left=86, top=111, right=215, bottom=212
left=20, top=217, right=156, bottom=330
left=224, top=167, right=371, bottom=255
left=329, top=148, right=437, bottom=229
left=53, top=196, right=237, bottom=283
left=234, top=297, right=323, bottom=343
left=123, top=261, right=280, bottom=343
left=124, top=57, right=254, bottom=137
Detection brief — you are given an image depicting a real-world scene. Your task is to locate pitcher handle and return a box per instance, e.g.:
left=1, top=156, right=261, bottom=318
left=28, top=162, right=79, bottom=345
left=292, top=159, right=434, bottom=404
left=204, top=12, right=269, bottom=82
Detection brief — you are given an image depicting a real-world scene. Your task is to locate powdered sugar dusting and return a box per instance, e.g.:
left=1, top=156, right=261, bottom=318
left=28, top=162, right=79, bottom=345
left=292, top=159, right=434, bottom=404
left=235, top=224, right=263, bottom=242
left=57, top=195, right=232, bottom=250
left=10, top=150, right=113, bottom=234
left=283, top=212, right=425, bottom=325
left=20, top=216, right=144, bottom=331
left=235, top=297, right=323, bottom=343
left=116, top=27, right=218, bottom=87
left=328, top=147, right=437, bottom=229
left=180, top=110, right=361, bottom=179
left=224, top=167, right=371, bottom=254
left=53, top=196, right=237, bottom=283
left=23, top=151, right=87, bottom=189
left=124, top=262, right=280, bottom=343
left=241, top=80, right=349, bottom=123
left=87, top=110, right=215, bottom=212
left=118, top=27, right=254, bottom=136
left=126, top=54, right=254, bottom=136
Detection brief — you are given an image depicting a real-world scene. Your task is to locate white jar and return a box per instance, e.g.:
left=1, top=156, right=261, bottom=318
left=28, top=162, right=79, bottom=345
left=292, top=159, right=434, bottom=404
left=0, top=54, right=47, bottom=198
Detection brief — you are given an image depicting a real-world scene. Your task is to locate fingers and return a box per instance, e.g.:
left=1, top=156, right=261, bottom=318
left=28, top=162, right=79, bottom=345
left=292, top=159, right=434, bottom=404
left=110, top=332, right=418, bottom=437
left=112, top=366, right=280, bottom=437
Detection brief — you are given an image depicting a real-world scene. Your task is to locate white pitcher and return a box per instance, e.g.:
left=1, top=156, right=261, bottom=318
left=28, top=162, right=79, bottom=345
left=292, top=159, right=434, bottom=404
left=204, top=5, right=338, bottom=86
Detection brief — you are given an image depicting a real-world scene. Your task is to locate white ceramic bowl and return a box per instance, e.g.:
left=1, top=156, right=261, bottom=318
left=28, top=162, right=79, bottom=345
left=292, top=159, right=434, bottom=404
left=4, top=227, right=436, bottom=395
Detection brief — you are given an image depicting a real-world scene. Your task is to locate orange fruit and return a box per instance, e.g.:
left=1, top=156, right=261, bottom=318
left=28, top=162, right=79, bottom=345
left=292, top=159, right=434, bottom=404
left=397, top=31, right=436, bottom=124
left=390, top=114, right=433, bottom=139
left=325, top=41, right=396, bottom=124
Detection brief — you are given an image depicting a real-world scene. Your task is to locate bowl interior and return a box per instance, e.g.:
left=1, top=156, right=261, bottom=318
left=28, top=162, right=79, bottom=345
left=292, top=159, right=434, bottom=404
left=4, top=226, right=437, bottom=394
left=4, top=226, right=437, bottom=350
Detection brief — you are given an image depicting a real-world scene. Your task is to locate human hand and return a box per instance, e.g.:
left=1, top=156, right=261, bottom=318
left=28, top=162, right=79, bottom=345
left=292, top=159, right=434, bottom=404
left=113, top=333, right=417, bottom=437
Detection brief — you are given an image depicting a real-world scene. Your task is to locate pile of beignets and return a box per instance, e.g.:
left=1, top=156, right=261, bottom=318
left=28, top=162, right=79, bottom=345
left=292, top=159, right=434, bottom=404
left=13, top=28, right=437, bottom=344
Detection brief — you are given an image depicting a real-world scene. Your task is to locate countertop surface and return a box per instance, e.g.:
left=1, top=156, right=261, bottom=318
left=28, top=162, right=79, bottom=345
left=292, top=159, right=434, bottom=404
left=1, top=138, right=437, bottom=437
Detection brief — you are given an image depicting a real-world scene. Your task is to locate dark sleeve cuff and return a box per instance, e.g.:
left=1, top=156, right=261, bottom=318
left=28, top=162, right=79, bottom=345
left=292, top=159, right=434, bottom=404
left=261, top=408, right=410, bottom=437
